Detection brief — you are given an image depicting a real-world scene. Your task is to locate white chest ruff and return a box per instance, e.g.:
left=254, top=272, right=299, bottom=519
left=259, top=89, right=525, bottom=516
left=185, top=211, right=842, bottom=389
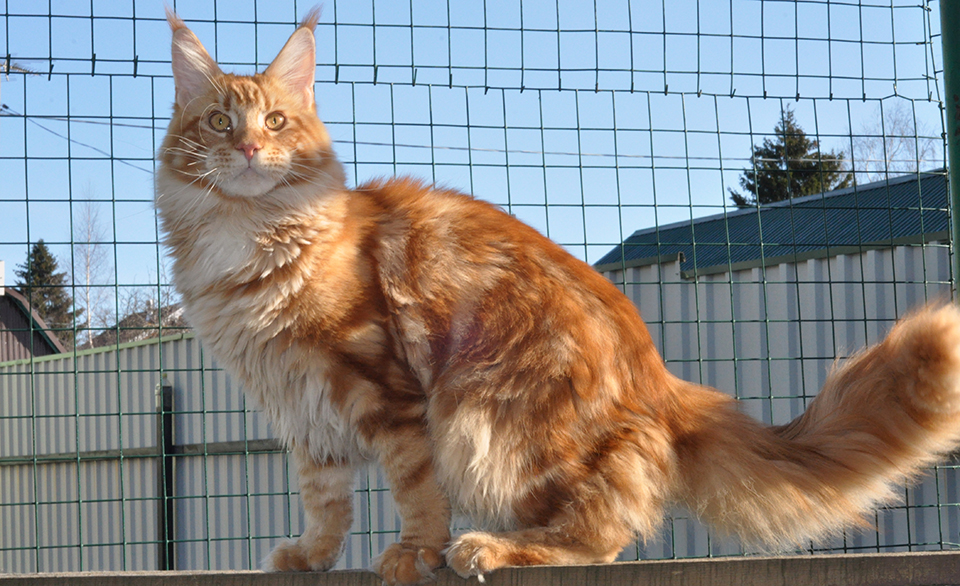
left=158, top=169, right=361, bottom=462
left=180, top=286, right=361, bottom=463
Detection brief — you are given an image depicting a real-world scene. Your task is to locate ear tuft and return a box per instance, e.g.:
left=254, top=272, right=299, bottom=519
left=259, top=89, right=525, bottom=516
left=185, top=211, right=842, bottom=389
left=165, top=4, right=187, bottom=32
left=299, top=5, right=323, bottom=31
left=167, top=10, right=223, bottom=109
left=263, top=14, right=318, bottom=109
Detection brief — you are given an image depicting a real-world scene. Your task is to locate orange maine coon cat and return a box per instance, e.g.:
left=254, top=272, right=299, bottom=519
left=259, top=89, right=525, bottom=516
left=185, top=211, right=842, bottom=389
left=156, top=9, right=960, bottom=585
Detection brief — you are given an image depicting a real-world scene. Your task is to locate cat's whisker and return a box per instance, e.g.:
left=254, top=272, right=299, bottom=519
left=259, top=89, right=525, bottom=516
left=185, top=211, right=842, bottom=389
left=200, top=103, right=220, bottom=120
left=288, top=159, right=337, bottom=174
left=175, top=134, right=202, bottom=145
left=200, top=69, right=226, bottom=96
left=281, top=174, right=338, bottom=191
left=173, top=167, right=217, bottom=180
left=176, top=136, right=207, bottom=151
left=169, top=176, right=221, bottom=227
left=162, top=169, right=213, bottom=196
left=286, top=166, right=326, bottom=177
left=285, top=164, right=339, bottom=185
left=166, top=172, right=222, bottom=234
left=163, top=146, right=207, bottom=159
left=175, top=96, right=212, bottom=138
left=156, top=171, right=209, bottom=206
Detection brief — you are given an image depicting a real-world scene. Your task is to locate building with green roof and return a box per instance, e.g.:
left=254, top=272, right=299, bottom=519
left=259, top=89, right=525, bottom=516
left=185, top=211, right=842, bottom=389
left=595, top=172, right=949, bottom=278
left=595, top=171, right=951, bottom=423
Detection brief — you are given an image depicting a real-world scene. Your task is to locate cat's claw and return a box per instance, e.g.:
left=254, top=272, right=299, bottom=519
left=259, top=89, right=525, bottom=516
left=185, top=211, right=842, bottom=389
left=443, top=532, right=503, bottom=581
left=374, top=542, right=443, bottom=585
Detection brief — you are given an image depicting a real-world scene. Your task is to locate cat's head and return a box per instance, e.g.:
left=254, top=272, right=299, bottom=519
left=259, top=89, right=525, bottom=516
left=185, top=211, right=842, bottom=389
left=160, top=7, right=342, bottom=200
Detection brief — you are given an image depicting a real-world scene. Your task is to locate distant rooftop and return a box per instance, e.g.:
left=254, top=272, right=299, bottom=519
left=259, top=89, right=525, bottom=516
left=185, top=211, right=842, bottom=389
left=594, top=172, right=949, bottom=277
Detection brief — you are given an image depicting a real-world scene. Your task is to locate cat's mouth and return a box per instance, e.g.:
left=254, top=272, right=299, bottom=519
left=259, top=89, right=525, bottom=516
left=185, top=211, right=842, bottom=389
left=217, top=162, right=279, bottom=197
left=240, top=165, right=265, bottom=179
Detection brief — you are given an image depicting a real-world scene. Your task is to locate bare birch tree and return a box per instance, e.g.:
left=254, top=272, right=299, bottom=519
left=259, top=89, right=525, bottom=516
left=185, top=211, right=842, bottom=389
left=69, top=195, right=114, bottom=349
left=848, top=101, right=943, bottom=184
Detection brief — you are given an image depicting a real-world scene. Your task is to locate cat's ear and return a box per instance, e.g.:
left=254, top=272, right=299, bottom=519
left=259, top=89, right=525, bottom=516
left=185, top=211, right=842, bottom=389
left=264, top=7, right=321, bottom=110
left=166, top=7, right=222, bottom=109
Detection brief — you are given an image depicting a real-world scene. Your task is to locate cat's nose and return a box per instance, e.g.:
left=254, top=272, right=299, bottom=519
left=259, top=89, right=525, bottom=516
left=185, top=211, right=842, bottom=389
left=236, top=142, right=261, bottom=161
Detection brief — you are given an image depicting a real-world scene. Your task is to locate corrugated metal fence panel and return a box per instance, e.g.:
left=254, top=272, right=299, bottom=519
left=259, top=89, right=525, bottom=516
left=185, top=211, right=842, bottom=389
left=0, top=462, right=38, bottom=572
left=0, top=457, right=162, bottom=573
left=0, top=348, right=160, bottom=459
left=0, top=333, right=398, bottom=572
left=170, top=453, right=399, bottom=571
left=0, top=334, right=275, bottom=455
left=613, top=244, right=951, bottom=394
left=1, top=364, right=38, bottom=459
left=115, top=457, right=161, bottom=570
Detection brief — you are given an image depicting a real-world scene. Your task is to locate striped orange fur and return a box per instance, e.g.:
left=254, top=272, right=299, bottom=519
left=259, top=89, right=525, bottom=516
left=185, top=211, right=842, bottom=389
left=157, top=8, right=960, bottom=585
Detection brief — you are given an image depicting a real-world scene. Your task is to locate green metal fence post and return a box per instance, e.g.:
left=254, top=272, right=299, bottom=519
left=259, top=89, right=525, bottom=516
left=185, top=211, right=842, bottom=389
left=155, top=379, right=175, bottom=570
left=942, top=0, right=960, bottom=294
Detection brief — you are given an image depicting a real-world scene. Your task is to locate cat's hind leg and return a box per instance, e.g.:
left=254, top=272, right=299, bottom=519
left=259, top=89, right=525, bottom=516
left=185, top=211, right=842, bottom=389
left=262, top=448, right=355, bottom=572
left=445, top=483, right=645, bottom=579
left=445, top=523, right=630, bottom=579
left=444, top=430, right=670, bottom=580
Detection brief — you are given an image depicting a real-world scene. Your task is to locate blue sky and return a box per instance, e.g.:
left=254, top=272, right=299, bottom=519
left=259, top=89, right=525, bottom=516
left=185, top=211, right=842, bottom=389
left=0, top=0, right=948, bottom=307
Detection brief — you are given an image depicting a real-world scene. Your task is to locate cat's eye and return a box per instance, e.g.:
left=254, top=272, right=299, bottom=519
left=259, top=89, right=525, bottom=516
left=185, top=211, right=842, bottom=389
left=265, top=112, right=286, bottom=131
left=208, top=112, right=232, bottom=132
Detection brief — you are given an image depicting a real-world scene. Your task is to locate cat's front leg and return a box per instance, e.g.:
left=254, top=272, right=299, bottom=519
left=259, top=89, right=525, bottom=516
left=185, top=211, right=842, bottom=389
left=362, top=417, right=451, bottom=585
left=262, top=447, right=355, bottom=572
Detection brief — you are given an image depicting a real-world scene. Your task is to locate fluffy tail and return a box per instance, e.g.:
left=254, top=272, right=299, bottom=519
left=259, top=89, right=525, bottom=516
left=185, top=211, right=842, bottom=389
left=672, top=303, right=960, bottom=548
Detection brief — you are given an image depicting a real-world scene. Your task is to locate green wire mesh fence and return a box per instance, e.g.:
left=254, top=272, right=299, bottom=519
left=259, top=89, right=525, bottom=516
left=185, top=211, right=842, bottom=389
left=0, top=0, right=957, bottom=573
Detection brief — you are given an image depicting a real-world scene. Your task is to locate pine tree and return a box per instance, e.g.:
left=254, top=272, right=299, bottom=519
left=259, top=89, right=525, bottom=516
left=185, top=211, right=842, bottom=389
left=730, top=109, right=852, bottom=208
left=14, top=239, right=82, bottom=349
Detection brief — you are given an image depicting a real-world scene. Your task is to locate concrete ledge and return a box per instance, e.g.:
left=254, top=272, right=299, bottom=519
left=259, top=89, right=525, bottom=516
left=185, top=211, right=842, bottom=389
left=2, top=551, right=959, bottom=586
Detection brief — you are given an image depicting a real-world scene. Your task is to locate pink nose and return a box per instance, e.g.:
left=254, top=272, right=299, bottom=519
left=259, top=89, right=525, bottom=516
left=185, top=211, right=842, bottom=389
left=236, top=142, right=261, bottom=161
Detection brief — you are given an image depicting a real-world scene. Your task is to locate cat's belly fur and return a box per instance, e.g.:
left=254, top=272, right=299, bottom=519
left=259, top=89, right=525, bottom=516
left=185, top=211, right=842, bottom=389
left=241, top=336, right=523, bottom=528
left=187, top=293, right=521, bottom=527
left=253, top=343, right=522, bottom=527
left=254, top=343, right=521, bottom=527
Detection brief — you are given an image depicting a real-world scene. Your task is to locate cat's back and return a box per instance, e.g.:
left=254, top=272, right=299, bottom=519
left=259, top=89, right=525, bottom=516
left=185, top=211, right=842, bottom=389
left=356, top=176, right=521, bottom=250
left=356, top=176, right=603, bottom=286
left=356, top=176, right=642, bottom=323
left=352, top=177, right=661, bottom=398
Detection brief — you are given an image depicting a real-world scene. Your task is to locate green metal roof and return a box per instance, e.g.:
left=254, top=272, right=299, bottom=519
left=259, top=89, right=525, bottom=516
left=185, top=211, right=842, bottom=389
left=594, top=172, right=949, bottom=276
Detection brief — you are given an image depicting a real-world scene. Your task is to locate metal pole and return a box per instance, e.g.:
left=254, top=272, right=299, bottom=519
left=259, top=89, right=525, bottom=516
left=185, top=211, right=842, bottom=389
left=155, top=380, right=175, bottom=570
left=941, top=0, right=960, bottom=295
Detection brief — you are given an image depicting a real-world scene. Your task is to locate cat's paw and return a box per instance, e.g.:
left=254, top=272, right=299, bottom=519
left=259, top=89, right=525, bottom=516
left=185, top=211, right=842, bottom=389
left=261, top=536, right=341, bottom=572
left=373, top=542, right=443, bottom=585
left=444, top=532, right=508, bottom=581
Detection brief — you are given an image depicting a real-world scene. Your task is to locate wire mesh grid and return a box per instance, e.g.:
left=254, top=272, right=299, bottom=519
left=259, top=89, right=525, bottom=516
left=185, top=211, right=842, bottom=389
left=0, top=0, right=957, bottom=573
